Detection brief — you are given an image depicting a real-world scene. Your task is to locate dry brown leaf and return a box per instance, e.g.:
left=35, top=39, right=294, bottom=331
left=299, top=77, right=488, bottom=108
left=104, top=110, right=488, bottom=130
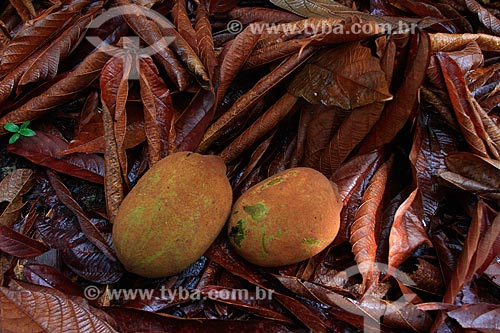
left=350, top=156, right=393, bottom=291
left=0, top=169, right=33, bottom=227
left=388, top=188, right=431, bottom=276
left=101, top=103, right=124, bottom=223
left=430, top=32, right=500, bottom=52
left=0, top=287, right=118, bottom=333
left=289, top=41, right=392, bottom=110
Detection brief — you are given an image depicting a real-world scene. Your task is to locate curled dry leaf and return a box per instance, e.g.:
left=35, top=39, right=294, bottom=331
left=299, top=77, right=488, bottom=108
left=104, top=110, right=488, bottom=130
left=101, top=104, right=123, bottom=223
left=442, top=152, right=500, bottom=199
left=430, top=32, right=500, bottom=52
left=195, top=0, right=217, bottom=81
left=100, top=51, right=132, bottom=179
left=171, top=0, right=198, bottom=52
left=350, top=156, right=393, bottom=290
left=138, top=56, right=175, bottom=164
left=330, top=148, right=385, bottom=243
left=438, top=52, right=496, bottom=158
left=388, top=188, right=432, bottom=276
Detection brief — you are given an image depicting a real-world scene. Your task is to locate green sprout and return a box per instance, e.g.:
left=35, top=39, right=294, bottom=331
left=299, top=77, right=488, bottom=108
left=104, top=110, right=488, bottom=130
left=4, top=121, right=36, bottom=144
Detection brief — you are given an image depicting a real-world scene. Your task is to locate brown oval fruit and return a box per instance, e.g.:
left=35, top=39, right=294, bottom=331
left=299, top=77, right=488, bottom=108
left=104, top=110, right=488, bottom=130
left=112, top=152, right=232, bottom=278
left=227, top=167, right=341, bottom=267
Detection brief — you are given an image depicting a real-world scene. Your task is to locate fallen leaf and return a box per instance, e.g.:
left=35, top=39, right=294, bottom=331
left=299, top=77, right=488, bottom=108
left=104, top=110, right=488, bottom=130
left=0, top=225, right=49, bottom=258
left=289, top=41, right=392, bottom=109
left=0, top=168, right=33, bottom=227
left=0, top=286, right=118, bottom=333
left=7, top=131, right=105, bottom=184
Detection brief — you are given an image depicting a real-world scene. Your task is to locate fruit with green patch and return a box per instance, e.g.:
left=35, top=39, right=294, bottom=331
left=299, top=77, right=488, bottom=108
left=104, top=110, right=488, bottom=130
left=228, top=167, right=342, bottom=267
left=112, top=152, right=233, bottom=278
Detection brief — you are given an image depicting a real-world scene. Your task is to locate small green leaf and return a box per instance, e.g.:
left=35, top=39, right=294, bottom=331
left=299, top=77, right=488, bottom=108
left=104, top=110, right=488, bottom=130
left=19, top=128, right=36, bottom=137
left=9, top=133, right=20, bottom=144
left=4, top=123, right=19, bottom=133
left=20, top=121, right=31, bottom=130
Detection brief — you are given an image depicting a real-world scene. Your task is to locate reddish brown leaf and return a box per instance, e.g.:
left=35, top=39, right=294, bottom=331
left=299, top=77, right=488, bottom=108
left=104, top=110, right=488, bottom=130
left=105, top=307, right=291, bottom=333
left=330, top=148, right=385, bottom=243
left=0, top=47, right=112, bottom=133
left=115, top=0, right=191, bottom=90
left=0, top=13, right=95, bottom=104
left=220, top=92, right=298, bottom=163
left=448, top=303, right=500, bottom=332
left=360, top=31, right=430, bottom=152
left=138, top=56, right=175, bottom=165
left=0, top=0, right=95, bottom=77
left=174, top=89, right=215, bottom=152
left=101, top=104, right=123, bottom=223
left=319, top=102, right=385, bottom=177
left=438, top=52, right=491, bottom=157
left=195, top=0, right=217, bottom=80
left=23, top=263, right=84, bottom=298
left=46, top=170, right=116, bottom=261
left=198, top=47, right=316, bottom=152
left=215, top=24, right=262, bottom=107
left=62, top=113, right=146, bottom=155
left=388, top=188, right=431, bottom=275
left=227, top=6, right=301, bottom=25
left=351, top=156, right=393, bottom=290
left=18, top=13, right=95, bottom=89
left=9, top=0, right=36, bottom=21
left=7, top=131, right=105, bottom=184
left=244, top=39, right=310, bottom=70
left=465, top=0, right=500, bottom=36
left=289, top=41, right=392, bottom=110
left=100, top=52, right=132, bottom=178
left=0, top=225, right=48, bottom=258
left=172, top=0, right=198, bottom=52
left=0, top=287, right=118, bottom=333
left=0, top=168, right=33, bottom=227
